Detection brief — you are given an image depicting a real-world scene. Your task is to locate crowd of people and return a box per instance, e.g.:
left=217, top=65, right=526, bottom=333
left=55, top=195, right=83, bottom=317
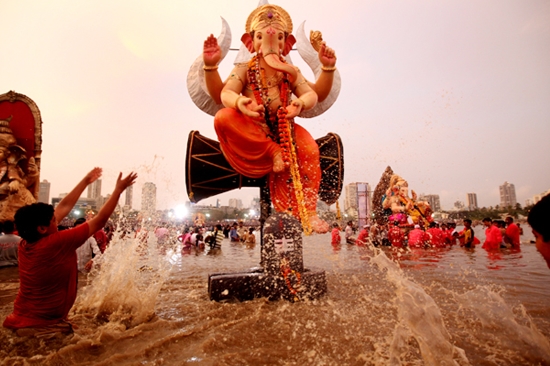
left=0, top=167, right=549, bottom=339
left=331, top=216, right=525, bottom=251
left=168, top=220, right=258, bottom=253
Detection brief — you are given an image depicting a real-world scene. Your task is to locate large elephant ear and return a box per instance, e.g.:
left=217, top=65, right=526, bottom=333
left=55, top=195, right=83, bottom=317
left=241, top=33, right=254, bottom=53
left=283, top=34, right=296, bottom=56
left=187, top=17, right=232, bottom=116
left=295, top=21, right=341, bottom=119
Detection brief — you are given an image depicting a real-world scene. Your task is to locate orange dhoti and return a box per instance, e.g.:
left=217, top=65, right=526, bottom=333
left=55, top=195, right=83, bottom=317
left=214, top=108, right=321, bottom=219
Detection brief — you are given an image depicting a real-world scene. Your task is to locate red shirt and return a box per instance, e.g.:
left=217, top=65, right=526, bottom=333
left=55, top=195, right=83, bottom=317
left=427, top=228, right=445, bottom=248
left=331, top=228, right=341, bottom=245
left=408, top=228, right=427, bottom=248
left=483, top=225, right=502, bottom=250
left=3, top=223, right=89, bottom=329
left=388, top=226, right=404, bottom=247
left=356, top=229, right=369, bottom=246
left=93, top=229, right=108, bottom=253
left=505, top=223, right=520, bottom=247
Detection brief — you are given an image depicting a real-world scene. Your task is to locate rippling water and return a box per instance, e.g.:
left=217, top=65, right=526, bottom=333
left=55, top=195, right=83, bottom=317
left=1, top=227, right=549, bottom=365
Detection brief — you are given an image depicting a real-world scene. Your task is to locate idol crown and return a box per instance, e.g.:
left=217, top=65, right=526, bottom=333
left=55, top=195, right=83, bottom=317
left=246, top=5, right=293, bottom=34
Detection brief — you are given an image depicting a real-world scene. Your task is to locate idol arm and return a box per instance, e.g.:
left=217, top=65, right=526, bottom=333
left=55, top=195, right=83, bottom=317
left=309, top=42, right=337, bottom=102
left=203, top=34, right=224, bottom=104
left=220, top=67, right=265, bottom=120
left=288, top=69, right=318, bottom=119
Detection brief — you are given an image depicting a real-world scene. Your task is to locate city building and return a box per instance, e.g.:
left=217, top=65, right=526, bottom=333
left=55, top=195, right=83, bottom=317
left=87, top=179, right=101, bottom=200
left=467, top=193, right=478, bottom=211
left=141, top=182, right=157, bottom=215
left=499, top=181, right=517, bottom=208
left=38, top=179, right=50, bottom=204
left=343, top=183, right=358, bottom=214
left=52, top=195, right=97, bottom=217
left=343, top=182, right=371, bottom=226
left=419, top=194, right=441, bottom=212
left=125, top=184, right=133, bottom=209
left=228, top=198, right=243, bottom=209
left=250, top=197, right=260, bottom=215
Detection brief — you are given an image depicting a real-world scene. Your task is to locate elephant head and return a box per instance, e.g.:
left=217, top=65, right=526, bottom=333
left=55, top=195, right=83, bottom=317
left=240, top=5, right=298, bottom=82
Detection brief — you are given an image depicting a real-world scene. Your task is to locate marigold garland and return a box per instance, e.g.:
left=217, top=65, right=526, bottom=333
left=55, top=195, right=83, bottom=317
left=247, top=55, right=312, bottom=235
left=280, top=257, right=301, bottom=301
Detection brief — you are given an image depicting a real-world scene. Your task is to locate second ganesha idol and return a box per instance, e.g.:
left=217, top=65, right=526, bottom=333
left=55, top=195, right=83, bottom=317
left=187, top=3, right=342, bottom=234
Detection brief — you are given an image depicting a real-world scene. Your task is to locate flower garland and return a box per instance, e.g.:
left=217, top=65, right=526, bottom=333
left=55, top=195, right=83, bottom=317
left=247, top=55, right=312, bottom=235
left=280, top=256, right=301, bottom=301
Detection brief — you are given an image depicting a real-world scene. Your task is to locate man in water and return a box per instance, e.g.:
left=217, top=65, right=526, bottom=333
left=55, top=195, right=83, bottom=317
left=3, top=168, right=137, bottom=336
left=527, top=194, right=550, bottom=268
left=408, top=224, right=427, bottom=248
left=355, top=224, right=370, bottom=246
left=229, top=222, right=239, bottom=242
left=482, top=218, right=501, bottom=251
left=458, top=219, right=475, bottom=249
left=388, top=221, right=404, bottom=248
left=504, top=216, right=520, bottom=248
left=344, top=221, right=355, bottom=244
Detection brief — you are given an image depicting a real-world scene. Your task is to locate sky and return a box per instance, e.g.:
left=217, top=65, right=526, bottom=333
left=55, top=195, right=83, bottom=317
left=2, top=0, right=549, bottom=212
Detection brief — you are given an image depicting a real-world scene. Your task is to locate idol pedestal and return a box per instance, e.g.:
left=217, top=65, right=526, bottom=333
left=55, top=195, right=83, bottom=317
left=208, top=212, right=327, bottom=302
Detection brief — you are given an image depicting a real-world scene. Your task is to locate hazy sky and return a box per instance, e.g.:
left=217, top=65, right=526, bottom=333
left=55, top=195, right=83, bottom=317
left=2, top=0, right=549, bottom=211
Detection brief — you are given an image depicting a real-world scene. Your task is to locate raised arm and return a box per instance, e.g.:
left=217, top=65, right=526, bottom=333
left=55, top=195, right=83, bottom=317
left=203, top=34, right=224, bottom=104
left=54, top=168, right=102, bottom=222
left=309, top=42, right=337, bottom=102
left=87, top=172, right=137, bottom=237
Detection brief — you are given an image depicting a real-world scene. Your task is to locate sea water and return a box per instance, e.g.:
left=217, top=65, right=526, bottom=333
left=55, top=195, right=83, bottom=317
left=0, top=227, right=549, bottom=365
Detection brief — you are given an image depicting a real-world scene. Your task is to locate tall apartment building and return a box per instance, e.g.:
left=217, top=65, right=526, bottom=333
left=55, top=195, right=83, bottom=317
left=467, top=193, right=478, bottom=210
left=87, top=179, right=101, bottom=200
left=343, top=182, right=371, bottom=226
left=344, top=183, right=358, bottom=213
left=228, top=198, right=243, bottom=209
left=141, top=182, right=157, bottom=214
left=125, top=184, right=133, bottom=209
left=499, top=181, right=517, bottom=208
left=419, top=194, right=441, bottom=212
left=38, top=179, right=51, bottom=204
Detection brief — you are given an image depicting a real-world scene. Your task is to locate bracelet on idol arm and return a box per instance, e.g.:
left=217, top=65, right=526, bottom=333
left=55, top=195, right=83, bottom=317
left=203, top=64, right=219, bottom=71
left=295, top=98, right=306, bottom=110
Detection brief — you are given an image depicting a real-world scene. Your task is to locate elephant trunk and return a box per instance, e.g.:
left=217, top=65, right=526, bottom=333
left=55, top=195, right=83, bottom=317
left=263, top=53, right=297, bottom=83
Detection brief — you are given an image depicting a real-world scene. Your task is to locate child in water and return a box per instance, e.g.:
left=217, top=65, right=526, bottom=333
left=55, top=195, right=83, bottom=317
left=331, top=223, right=341, bottom=245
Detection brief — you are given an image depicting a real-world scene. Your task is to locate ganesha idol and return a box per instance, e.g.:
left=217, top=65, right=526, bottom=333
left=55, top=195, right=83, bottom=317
left=382, top=175, right=433, bottom=228
left=187, top=3, right=341, bottom=234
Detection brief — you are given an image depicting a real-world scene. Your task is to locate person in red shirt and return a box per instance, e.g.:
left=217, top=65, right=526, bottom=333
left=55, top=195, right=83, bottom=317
left=355, top=224, right=370, bottom=246
left=3, top=168, right=137, bottom=336
left=388, top=221, right=404, bottom=248
left=408, top=225, right=427, bottom=248
left=86, top=211, right=109, bottom=253
left=331, top=223, right=341, bottom=245
left=504, top=216, right=521, bottom=248
left=440, top=223, right=453, bottom=245
left=426, top=222, right=445, bottom=248
left=482, top=218, right=502, bottom=251
left=528, top=194, right=550, bottom=268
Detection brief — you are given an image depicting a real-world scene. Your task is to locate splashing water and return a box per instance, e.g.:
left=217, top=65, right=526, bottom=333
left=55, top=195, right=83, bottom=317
left=369, top=249, right=470, bottom=366
left=74, top=227, right=173, bottom=329
left=456, top=286, right=550, bottom=364
left=1, top=229, right=549, bottom=364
